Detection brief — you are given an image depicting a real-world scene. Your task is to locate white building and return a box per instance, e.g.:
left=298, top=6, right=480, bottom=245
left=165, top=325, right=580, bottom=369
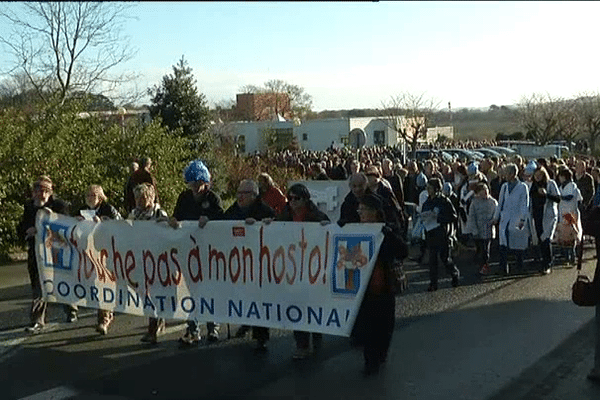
left=211, top=114, right=454, bottom=154
left=217, top=116, right=408, bottom=154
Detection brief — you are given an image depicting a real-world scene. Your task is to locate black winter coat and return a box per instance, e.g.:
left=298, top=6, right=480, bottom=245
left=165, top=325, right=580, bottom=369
left=224, top=198, right=276, bottom=221
left=79, top=201, right=121, bottom=220
left=173, top=189, right=225, bottom=221
left=18, top=196, right=69, bottom=246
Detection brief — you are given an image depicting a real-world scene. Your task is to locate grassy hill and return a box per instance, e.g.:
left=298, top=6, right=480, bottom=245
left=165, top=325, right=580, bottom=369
left=311, top=106, right=522, bottom=142
left=449, top=108, right=521, bottom=141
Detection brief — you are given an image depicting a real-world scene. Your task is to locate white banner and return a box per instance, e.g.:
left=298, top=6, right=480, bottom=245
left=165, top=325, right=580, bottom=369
left=35, top=210, right=384, bottom=337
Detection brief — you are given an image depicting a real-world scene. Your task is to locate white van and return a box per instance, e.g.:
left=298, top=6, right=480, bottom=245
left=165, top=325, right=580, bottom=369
left=500, top=141, right=567, bottom=159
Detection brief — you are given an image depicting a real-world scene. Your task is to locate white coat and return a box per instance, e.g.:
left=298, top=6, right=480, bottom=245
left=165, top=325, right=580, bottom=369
left=466, top=195, right=498, bottom=240
left=558, top=181, right=583, bottom=242
left=494, top=180, right=530, bottom=250
left=531, top=180, right=560, bottom=242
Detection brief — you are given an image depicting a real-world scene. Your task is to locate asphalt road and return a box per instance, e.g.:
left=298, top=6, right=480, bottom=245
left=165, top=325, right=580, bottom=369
left=2, top=243, right=600, bottom=400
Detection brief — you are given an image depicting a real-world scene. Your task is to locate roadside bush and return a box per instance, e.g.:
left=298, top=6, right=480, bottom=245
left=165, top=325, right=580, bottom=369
left=215, top=145, right=303, bottom=205
left=0, top=103, right=304, bottom=260
left=0, top=104, right=195, bottom=259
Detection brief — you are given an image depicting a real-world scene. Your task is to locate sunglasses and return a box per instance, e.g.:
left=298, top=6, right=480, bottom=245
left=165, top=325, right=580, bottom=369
left=288, top=195, right=303, bottom=201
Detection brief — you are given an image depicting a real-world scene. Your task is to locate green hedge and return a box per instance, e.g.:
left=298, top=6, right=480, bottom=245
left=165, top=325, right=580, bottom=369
left=0, top=104, right=196, bottom=258
left=0, top=105, right=302, bottom=261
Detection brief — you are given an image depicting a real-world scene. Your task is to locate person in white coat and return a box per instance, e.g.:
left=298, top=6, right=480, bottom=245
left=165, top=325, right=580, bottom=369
left=530, top=166, right=560, bottom=274
left=410, top=186, right=429, bottom=263
left=556, top=167, right=583, bottom=266
left=492, top=164, right=530, bottom=274
left=466, top=183, right=498, bottom=275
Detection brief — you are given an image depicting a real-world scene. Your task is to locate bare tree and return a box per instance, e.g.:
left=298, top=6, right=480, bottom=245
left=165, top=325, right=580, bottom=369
left=516, top=93, right=566, bottom=144
left=209, top=98, right=239, bottom=152
left=575, top=92, right=600, bottom=154
left=381, top=92, right=440, bottom=158
left=554, top=99, right=579, bottom=143
left=0, top=2, right=138, bottom=105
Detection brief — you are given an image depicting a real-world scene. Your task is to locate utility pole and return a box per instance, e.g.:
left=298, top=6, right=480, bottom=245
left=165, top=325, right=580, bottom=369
left=448, top=101, right=453, bottom=140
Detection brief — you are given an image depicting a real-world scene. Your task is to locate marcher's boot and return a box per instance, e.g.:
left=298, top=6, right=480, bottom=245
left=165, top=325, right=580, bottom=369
left=206, top=322, right=219, bottom=342
left=141, top=317, right=161, bottom=344
left=96, top=310, right=113, bottom=335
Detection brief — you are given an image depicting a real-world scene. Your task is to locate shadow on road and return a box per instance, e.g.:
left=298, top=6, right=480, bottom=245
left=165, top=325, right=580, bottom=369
left=1, top=297, right=598, bottom=400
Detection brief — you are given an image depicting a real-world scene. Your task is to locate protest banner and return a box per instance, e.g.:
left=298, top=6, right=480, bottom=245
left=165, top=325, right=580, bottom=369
left=35, top=209, right=384, bottom=337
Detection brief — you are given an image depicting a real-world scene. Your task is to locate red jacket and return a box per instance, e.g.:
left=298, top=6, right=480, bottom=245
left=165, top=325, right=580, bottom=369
left=260, top=186, right=287, bottom=214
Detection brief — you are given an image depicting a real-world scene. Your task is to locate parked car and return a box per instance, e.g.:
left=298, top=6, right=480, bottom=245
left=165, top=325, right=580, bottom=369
left=486, top=146, right=517, bottom=156
left=408, top=149, right=439, bottom=162
left=438, top=150, right=454, bottom=163
left=475, top=148, right=502, bottom=158
left=442, top=148, right=482, bottom=162
left=408, top=149, right=454, bottom=164
left=470, top=150, right=485, bottom=159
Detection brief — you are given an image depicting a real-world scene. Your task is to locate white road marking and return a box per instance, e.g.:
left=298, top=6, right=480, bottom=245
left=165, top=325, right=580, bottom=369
left=0, top=323, right=60, bottom=363
left=17, top=386, right=79, bottom=400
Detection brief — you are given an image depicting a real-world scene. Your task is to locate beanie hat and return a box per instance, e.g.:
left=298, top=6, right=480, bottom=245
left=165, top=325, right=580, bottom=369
left=524, top=160, right=538, bottom=176
left=183, top=160, right=211, bottom=183
left=467, top=162, right=479, bottom=176
left=442, top=182, right=453, bottom=196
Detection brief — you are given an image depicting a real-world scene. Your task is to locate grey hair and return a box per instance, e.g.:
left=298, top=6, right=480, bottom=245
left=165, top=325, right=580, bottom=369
left=239, top=179, right=259, bottom=196
left=133, top=183, right=155, bottom=199
left=504, top=163, right=518, bottom=178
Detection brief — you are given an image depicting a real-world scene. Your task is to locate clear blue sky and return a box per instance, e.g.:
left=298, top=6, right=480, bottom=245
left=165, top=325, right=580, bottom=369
left=5, top=2, right=600, bottom=111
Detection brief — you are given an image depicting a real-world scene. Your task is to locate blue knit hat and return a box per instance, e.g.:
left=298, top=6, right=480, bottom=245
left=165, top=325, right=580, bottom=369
left=183, top=160, right=211, bottom=183
left=524, top=160, right=537, bottom=176
left=467, top=162, right=479, bottom=176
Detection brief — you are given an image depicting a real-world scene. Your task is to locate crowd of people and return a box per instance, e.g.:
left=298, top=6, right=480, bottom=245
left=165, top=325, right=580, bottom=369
left=16, top=141, right=600, bottom=378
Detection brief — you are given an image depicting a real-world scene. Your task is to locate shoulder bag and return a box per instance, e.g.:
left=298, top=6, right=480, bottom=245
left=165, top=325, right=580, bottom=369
left=572, top=267, right=599, bottom=307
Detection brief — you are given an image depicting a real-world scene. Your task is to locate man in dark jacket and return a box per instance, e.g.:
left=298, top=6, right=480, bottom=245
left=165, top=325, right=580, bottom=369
left=421, top=178, right=460, bottom=291
left=339, top=173, right=371, bottom=226
left=382, top=158, right=404, bottom=210
left=225, top=179, right=276, bottom=351
left=18, top=176, right=73, bottom=333
left=364, top=165, right=404, bottom=232
left=224, top=180, right=276, bottom=222
left=575, top=159, right=595, bottom=210
left=403, top=161, right=420, bottom=205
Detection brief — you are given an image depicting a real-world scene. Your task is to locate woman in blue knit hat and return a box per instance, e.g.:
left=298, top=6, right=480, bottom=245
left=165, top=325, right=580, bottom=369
left=169, top=159, right=226, bottom=347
